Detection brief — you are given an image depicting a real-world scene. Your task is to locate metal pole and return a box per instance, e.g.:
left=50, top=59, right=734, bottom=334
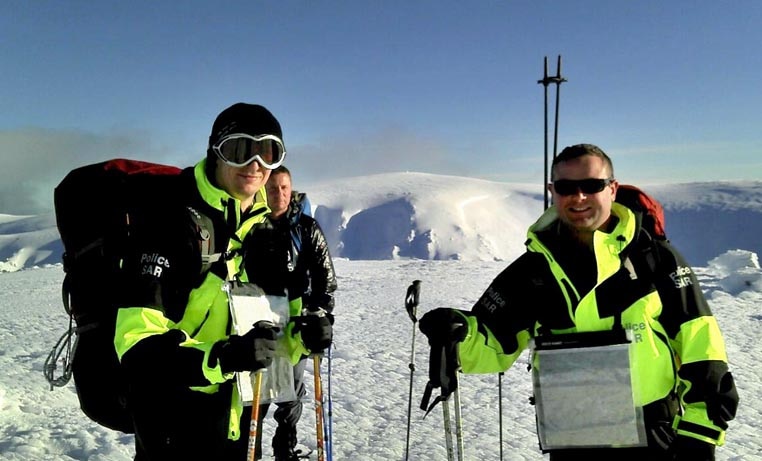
left=538, top=56, right=550, bottom=210
left=404, top=280, right=421, bottom=461
left=498, top=372, right=504, bottom=461
left=453, top=385, right=464, bottom=461
left=325, top=345, right=334, bottom=461
left=538, top=55, right=567, bottom=211
left=552, top=55, right=567, bottom=162
left=442, top=399, right=456, bottom=461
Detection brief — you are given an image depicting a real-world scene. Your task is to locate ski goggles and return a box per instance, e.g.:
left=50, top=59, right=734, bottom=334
left=552, top=178, right=614, bottom=196
left=211, top=133, right=286, bottom=169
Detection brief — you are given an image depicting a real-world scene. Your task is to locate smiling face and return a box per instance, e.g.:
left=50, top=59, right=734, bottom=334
left=214, top=157, right=271, bottom=211
left=550, top=154, right=618, bottom=238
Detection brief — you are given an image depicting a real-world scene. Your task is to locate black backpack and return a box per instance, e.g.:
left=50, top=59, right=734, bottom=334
left=44, top=159, right=216, bottom=433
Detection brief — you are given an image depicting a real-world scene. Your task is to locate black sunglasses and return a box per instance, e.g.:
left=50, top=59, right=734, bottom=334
left=552, top=178, right=614, bottom=196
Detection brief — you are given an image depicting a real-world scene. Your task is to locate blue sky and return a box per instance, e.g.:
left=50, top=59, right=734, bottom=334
left=2, top=0, right=761, bottom=214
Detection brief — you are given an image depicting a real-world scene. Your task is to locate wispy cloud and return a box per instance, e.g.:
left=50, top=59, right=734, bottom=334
left=0, top=128, right=177, bottom=214
left=286, top=125, right=464, bottom=183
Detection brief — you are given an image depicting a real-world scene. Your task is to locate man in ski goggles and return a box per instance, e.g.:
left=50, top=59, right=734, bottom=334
left=551, top=177, right=615, bottom=196
left=211, top=133, right=287, bottom=169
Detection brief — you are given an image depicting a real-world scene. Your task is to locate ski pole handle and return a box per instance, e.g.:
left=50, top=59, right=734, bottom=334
left=405, top=280, right=421, bottom=323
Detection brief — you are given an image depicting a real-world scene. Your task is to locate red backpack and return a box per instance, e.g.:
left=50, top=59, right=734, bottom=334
left=612, top=184, right=671, bottom=287
left=616, top=184, right=667, bottom=240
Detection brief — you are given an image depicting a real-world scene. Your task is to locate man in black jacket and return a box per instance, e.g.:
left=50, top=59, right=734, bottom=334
left=249, top=165, right=337, bottom=461
left=115, top=103, right=319, bottom=460
left=419, top=144, right=738, bottom=461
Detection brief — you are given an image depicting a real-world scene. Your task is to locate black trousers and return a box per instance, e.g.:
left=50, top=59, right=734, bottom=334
left=549, top=446, right=673, bottom=460
left=132, top=382, right=238, bottom=461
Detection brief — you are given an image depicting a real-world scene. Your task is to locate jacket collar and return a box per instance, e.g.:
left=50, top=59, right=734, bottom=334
left=527, top=202, right=638, bottom=253
left=193, top=159, right=270, bottom=229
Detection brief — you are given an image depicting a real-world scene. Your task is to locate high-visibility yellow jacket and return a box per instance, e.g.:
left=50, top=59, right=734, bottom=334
left=113, top=160, right=309, bottom=458
left=457, top=203, right=736, bottom=447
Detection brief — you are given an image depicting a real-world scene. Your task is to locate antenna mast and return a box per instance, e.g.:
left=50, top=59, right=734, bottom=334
left=538, top=55, right=567, bottom=210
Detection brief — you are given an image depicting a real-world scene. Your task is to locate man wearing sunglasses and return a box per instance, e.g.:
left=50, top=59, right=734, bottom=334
left=114, top=103, right=322, bottom=460
left=418, top=144, right=737, bottom=460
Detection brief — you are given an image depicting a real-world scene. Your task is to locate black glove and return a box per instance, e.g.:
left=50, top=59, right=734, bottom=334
left=706, top=370, right=738, bottom=429
left=215, top=321, right=279, bottom=373
left=418, top=308, right=470, bottom=416
left=679, top=362, right=739, bottom=431
left=673, top=435, right=715, bottom=461
left=419, top=307, right=468, bottom=346
left=295, top=310, right=333, bottom=353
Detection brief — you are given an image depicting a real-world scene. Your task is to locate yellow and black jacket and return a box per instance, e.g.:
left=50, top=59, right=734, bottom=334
left=113, top=160, right=308, bottom=459
left=457, top=203, right=737, bottom=449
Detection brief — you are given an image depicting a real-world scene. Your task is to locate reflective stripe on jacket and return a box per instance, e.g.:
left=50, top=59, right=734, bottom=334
left=114, top=159, right=271, bottom=441
left=458, top=202, right=731, bottom=445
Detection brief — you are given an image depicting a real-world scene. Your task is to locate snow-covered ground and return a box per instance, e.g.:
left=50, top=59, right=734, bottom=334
left=1, top=254, right=761, bottom=460
left=1, top=173, right=761, bottom=460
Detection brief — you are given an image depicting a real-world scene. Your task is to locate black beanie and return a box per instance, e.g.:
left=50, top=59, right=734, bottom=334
left=206, top=103, right=284, bottom=173
left=208, top=103, right=283, bottom=147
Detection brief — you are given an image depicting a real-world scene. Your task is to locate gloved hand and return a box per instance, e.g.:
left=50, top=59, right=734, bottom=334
left=417, top=308, right=470, bottom=415
left=294, top=310, right=333, bottom=354
left=706, top=370, right=738, bottom=429
left=215, top=321, right=279, bottom=373
left=419, top=307, right=469, bottom=346
left=673, top=435, right=715, bottom=461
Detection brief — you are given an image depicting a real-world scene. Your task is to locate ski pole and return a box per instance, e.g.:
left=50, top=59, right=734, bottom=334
left=313, top=354, right=326, bottom=461
left=247, top=370, right=264, bottom=461
left=442, top=397, right=456, bottom=461
left=325, top=344, right=334, bottom=461
left=498, top=372, right=504, bottom=461
left=453, top=381, right=464, bottom=461
left=404, top=280, right=421, bottom=461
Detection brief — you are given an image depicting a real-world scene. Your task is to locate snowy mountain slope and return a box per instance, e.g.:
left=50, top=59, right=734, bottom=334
left=1, top=173, right=761, bottom=272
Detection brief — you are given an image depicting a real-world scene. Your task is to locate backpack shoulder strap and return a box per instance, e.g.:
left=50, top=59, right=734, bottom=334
left=186, top=205, right=225, bottom=276
left=631, top=225, right=661, bottom=277
left=618, top=227, right=664, bottom=312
